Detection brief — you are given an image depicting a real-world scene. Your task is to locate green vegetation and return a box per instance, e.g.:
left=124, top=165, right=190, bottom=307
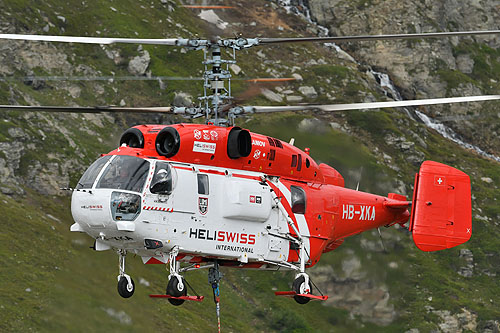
left=0, top=0, right=499, bottom=332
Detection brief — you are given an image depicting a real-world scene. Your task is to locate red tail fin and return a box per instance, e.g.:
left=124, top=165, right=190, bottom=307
left=410, top=161, right=472, bottom=252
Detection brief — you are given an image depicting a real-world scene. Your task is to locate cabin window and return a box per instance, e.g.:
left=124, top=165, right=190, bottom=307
left=150, top=161, right=174, bottom=195
left=197, top=174, right=209, bottom=195
left=297, top=154, right=302, bottom=171
left=291, top=155, right=297, bottom=168
left=291, top=185, right=306, bottom=214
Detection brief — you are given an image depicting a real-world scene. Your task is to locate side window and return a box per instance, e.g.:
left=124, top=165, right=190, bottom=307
left=291, top=185, right=306, bottom=214
left=150, top=161, right=173, bottom=195
left=197, top=174, right=209, bottom=195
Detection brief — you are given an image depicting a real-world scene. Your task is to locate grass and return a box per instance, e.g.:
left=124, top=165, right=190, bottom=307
left=1, top=0, right=500, bottom=331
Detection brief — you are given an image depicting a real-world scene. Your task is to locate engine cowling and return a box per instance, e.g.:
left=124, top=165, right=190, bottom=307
left=155, top=127, right=181, bottom=157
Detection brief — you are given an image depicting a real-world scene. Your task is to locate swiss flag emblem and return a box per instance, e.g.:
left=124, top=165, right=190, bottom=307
left=434, top=175, right=446, bottom=186
left=249, top=195, right=256, bottom=203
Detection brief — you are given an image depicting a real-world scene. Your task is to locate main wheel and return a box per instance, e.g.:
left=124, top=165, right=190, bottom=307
left=292, top=276, right=312, bottom=305
left=166, top=276, right=187, bottom=306
left=117, top=276, right=135, bottom=298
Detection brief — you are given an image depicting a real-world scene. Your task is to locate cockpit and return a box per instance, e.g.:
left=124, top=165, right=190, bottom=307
left=73, top=155, right=175, bottom=226
left=76, top=155, right=150, bottom=193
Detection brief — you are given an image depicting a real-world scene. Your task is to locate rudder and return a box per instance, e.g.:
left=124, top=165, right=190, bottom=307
left=410, top=161, right=472, bottom=252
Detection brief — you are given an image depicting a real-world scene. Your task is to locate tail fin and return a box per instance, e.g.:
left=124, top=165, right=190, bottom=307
left=410, top=161, right=472, bottom=252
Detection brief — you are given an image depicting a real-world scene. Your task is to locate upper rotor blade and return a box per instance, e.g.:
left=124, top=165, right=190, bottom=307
left=0, top=105, right=174, bottom=114
left=0, top=34, right=178, bottom=45
left=250, top=95, right=500, bottom=113
left=259, top=30, right=500, bottom=44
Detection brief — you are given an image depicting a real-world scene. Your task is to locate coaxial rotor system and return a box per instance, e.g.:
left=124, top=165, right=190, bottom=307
left=1, top=29, right=500, bottom=125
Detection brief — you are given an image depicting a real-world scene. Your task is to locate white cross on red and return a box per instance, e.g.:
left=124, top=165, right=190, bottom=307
left=437, top=177, right=443, bottom=184
left=466, top=228, right=471, bottom=234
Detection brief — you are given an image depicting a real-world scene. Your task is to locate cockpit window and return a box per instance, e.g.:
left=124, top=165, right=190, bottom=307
left=150, top=161, right=174, bottom=195
left=96, top=155, right=150, bottom=193
left=76, top=155, right=112, bottom=189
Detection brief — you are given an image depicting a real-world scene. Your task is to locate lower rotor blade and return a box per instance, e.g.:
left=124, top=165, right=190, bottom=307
left=259, top=30, right=500, bottom=44
left=0, top=105, right=173, bottom=114
left=0, top=34, right=178, bottom=45
left=250, top=95, right=500, bottom=113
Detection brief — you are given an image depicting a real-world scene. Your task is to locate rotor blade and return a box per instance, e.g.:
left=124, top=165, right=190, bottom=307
left=182, top=5, right=235, bottom=9
left=0, top=34, right=178, bottom=45
left=249, top=95, right=500, bottom=113
left=0, top=105, right=174, bottom=114
left=259, top=30, right=500, bottom=44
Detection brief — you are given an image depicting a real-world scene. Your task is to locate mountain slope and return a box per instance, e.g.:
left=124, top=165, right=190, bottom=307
left=0, top=0, right=499, bottom=332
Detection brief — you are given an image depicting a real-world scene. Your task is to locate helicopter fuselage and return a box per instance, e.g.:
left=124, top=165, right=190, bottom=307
left=70, top=124, right=411, bottom=269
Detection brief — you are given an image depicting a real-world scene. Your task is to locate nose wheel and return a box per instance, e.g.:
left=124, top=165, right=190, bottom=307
left=117, top=250, right=135, bottom=298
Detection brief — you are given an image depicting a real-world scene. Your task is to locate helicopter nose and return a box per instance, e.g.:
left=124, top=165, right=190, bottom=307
left=71, top=190, right=112, bottom=229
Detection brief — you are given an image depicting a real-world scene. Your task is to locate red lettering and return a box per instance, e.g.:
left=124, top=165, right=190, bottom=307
left=248, top=235, right=256, bottom=245
left=226, top=232, right=237, bottom=242
left=240, top=233, right=247, bottom=244
left=217, top=231, right=224, bottom=242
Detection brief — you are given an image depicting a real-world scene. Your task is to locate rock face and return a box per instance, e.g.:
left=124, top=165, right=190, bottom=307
left=311, top=255, right=397, bottom=326
left=457, top=248, right=474, bottom=278
left=128, top=50, right=151, bottom=75
left=308, top=0, right=500, bottom=155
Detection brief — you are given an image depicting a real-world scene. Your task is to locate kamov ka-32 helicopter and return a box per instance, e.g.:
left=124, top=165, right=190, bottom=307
left=1, top=26, right=500, bottom=321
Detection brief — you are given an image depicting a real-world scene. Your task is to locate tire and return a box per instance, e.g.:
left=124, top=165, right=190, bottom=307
left=292, top=276, right=312, bottom=305
left=117, top=276, right=135, bottom=298
left=166, top=276, right=187, bottom=306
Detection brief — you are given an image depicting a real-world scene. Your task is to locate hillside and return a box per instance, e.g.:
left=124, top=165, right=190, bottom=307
left=0, top=0, right=499, bottom=332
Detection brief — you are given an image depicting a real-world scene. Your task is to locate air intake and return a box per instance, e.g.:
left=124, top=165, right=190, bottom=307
left=227, top=127, right=251, bottom=159
left=119, top=128, right=144, bottom=148
left=155, top=127, right=180, bottom=157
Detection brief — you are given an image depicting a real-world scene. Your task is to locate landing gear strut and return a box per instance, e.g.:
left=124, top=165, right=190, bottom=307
left=166, top=246, right=187, bottom=306
left=117, top=249, right=135, bottom=298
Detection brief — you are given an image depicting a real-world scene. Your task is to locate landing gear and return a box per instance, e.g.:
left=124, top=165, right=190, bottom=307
left=166, top=275, right=187, bottom=306
left=118, top=275, right=135, bottom=298
left=292, top=274, right=312, bottom=304
left=117, top=249, right=135, bottom=298
left=166, top=246, right=187, bottom=306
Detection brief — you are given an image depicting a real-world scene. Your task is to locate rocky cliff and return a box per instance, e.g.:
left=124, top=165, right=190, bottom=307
left=309, top=0, right=500, bottom=156
left=0, top=0, right=499, bottom=332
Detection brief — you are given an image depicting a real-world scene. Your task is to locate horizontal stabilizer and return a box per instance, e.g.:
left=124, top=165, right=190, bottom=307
left=410, top=161, right=472, bottom=251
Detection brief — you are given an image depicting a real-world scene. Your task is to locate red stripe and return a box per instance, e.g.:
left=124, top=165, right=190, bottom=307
left=199, top=169, right=226, bottom=176
left=233, top=173, right=261, bottom=181
left=265, top=180, right=299, bottom=236
left=173, top=166, right=192, bottom=171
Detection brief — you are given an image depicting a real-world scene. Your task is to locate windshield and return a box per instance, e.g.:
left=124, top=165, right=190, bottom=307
left=96, top=155, right=150, bottom=193
left=76, top=155, right=112, bottom=189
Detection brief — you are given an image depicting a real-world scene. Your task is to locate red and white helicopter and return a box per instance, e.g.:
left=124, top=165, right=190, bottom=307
left=1, top=28, right=499, bottom=319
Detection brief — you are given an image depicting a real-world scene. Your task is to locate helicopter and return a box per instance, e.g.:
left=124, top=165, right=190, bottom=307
left=1, top=23, right=500, bottom=328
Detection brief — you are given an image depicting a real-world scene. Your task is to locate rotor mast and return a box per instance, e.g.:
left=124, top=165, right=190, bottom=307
left=174, top=37, right=259, bottom=126
left=201, top=44, right=235, bottom=125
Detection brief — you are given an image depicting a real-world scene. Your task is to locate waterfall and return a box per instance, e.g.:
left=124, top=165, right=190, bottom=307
left=272, top=0, right=500, bottom=162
